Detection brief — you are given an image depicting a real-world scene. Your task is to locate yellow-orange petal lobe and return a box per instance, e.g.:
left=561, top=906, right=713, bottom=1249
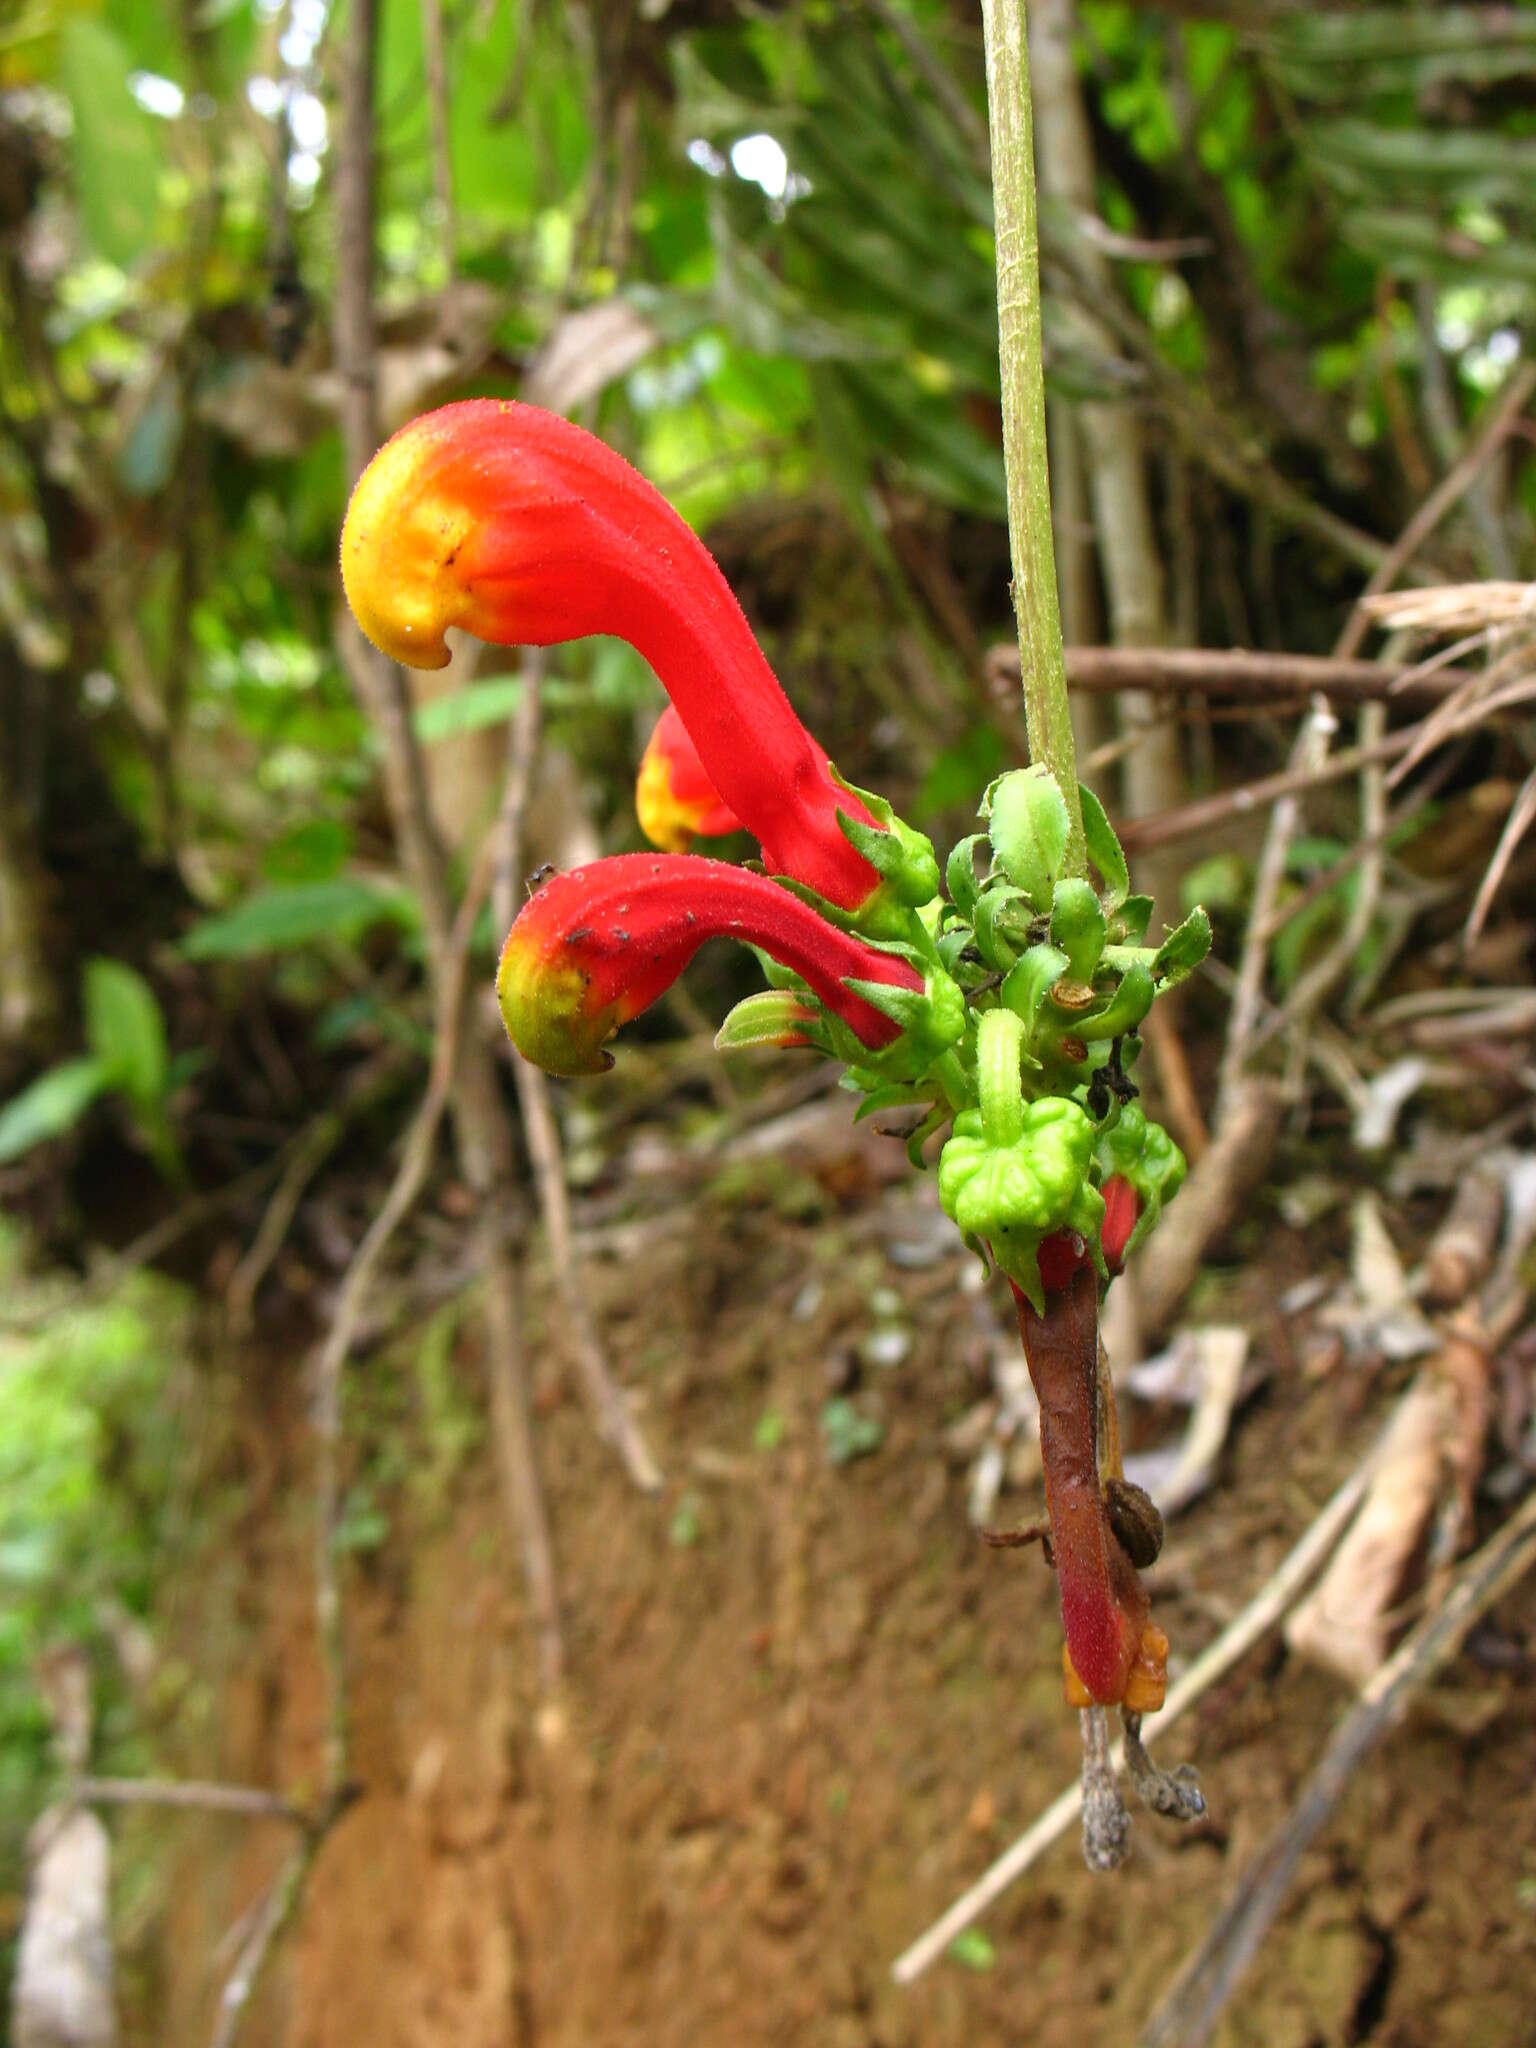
left=635, top=705, right=741, bottom=852
left=340, top=413, right=482, bottom=669
left=496, top=854, right=917, bottom=1079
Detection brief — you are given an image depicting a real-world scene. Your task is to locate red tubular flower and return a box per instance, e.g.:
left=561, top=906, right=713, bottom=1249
left=636, top=705, right=741, bottom=851
left=341, top=400, right=881, bottom=909
left=497, top=853, right=922, bottom=1078
left=1011, top=1263, right=1164, bottom=1709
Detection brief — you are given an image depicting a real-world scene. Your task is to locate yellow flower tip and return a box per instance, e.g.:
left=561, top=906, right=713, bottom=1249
left=339, top=423, right=477, bottom=671
left=634, top=745, right=700, bottom=853
left=495, top=926, right=616, bottom=1079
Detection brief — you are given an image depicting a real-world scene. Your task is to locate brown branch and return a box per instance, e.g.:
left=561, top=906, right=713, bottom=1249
left=1040, top=644, right=1476, bottom=705
left=226, top=1110, right=343, bottom=1334
left=513, top=1059, right=663, bottom=1492
left=420, top=0, right=457, bottom=273
left=992, top=640, right=1479, bottom=703
left=476, top=1209, right=564, bottom=1696
left=1117, top=720, right=1413, bottom=854
left=1139, top=1487, right=1536, bottom=2048
left=207, top=1782, right=359, bottom=2048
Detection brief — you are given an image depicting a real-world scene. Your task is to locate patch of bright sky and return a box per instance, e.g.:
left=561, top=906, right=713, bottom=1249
left=730, top=132, right=788, bottom=200
left=1465, top=327, right=1522, bottom=394
left=289, top=90, right=327, bottom=153
left=280, top=0, right=330, bottom=71
left=245, top=3, right=330, bottom=200
left=128, top=72, right=185, bottom=121
left=687, top=131, right=809, bottom=209
left=247, top=75, right=286, bottom=121
left=686, top=138, right=726, bottom=177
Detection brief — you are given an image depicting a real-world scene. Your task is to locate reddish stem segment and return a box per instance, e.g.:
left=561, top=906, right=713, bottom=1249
left=497, top=852, right=921, bottom=1078
left=341, top=400, right=880, bottom=908
left=1011, top=1261, right=1149, bottom=1705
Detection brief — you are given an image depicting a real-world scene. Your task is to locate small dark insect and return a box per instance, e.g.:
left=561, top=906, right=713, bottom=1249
left=1104, top=1476, right=1164, bottom=1569
left=525, top=862, right=556, bottom=895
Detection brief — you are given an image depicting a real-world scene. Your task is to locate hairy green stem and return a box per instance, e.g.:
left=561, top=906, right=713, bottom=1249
left=981, top=0, right=1085, bottom=875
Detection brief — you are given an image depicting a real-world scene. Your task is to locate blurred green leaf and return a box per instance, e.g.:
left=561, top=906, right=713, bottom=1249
left=83, top=958, right=169, bottom=1112
left=58, top=18, right=163, bottom=266
left=413, top=676, right=527, bottom=742
left=182, top=879, right=419, bottom=960
left=263, top=819, right=355, bottom=886
left=0, top=1059, right=110, bottom=1165
left=821, top=1398, right=883, bottom=1467
left=947, top=1929, right=996, bottom=1972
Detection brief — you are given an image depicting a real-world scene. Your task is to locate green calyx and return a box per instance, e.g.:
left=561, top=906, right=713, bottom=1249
left=835, top=961, right=967, bottom=1088
left=1095, top=1102, right=1186, bottom=1258
left=831, top=768, right=942, bottom=935
left=937, top=1008, right=1105, bottom=1313
left=710, top=766, right=1206, bottom=1297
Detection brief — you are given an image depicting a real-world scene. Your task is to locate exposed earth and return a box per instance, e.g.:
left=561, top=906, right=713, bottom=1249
left=140, top=1100, right=1536, bottom=2048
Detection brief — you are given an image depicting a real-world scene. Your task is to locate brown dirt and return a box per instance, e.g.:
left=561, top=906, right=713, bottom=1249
left=145, top=1169, right=1536, bottom=2048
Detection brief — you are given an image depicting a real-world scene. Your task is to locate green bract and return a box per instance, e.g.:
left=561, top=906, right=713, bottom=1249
left=934, top=1007, right=1105, bottom=1311
left=1096, top=1102, right=1187, bottom=1257
left=985, top=764, right=1070, bottom=912
left=738, top=767, right=1208, bottom=1298
left=938, top=1098, right=1104, bottom=1312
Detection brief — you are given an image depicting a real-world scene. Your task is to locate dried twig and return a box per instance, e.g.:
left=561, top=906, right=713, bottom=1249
left=1425, top=1165, right=1504, bottom=1306
left=1334, top=363, right=1536, bottom=663
left=890, top=1458, right=1373, bottom=1985
left=1139, top=1487, right=1536, bottom=2048
left=226, top=1111, right=344, bottom=1333
left=476, top=1207, right=564, bottom=1695
left=1250, top=698, right=1386, bottom=1055
left=75, top=1777, right=304, bottom=1825
left=206, top=1779, right=358, bottom=2048
left=1116, top=718, right=1406, bottom=854
left=1219, top=698, right=1335, bottom=1110
left=1466, top=761, right=1536, bottom=945
left=513, top=1060, right=663, bottom=1491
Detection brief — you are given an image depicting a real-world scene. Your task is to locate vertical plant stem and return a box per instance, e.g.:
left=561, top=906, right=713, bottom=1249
left=981, top=0, right=1084, bottom=874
